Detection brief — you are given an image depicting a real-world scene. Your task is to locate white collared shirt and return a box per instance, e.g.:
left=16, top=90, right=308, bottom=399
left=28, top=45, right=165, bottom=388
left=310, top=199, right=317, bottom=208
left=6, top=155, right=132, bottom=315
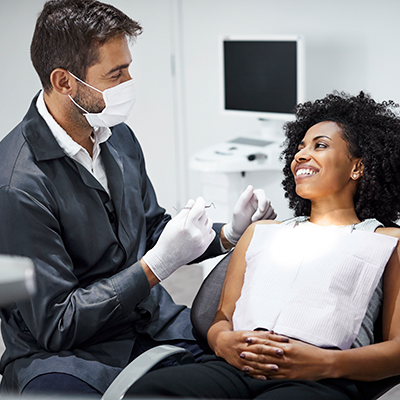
left=36, top=91, right=111, bottom=195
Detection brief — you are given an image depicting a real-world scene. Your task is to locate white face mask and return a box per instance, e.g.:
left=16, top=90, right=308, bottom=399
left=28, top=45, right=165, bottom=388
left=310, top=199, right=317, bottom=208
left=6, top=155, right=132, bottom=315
left=68, top=71, right=136, bottom=128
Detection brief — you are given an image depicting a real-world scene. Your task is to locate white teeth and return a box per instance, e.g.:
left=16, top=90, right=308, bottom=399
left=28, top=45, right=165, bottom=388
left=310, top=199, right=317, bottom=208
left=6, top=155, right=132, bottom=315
left=296, top=168, right=317, bottom=177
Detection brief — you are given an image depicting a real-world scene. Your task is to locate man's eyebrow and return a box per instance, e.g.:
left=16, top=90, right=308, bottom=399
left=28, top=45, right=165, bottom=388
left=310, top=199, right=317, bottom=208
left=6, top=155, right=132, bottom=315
left=105, top=63, right=130, bottom=76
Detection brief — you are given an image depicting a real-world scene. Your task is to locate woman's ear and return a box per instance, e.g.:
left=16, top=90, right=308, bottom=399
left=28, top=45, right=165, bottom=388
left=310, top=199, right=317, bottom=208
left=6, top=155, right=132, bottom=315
left=50, top=68, right=74, bottom=95
left=351, top=159, right=364, bottom=180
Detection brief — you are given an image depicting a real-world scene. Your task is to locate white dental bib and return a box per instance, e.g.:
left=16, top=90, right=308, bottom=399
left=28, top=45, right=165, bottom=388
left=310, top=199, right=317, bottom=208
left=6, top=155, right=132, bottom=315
left=232, top=222, right=398, bottom=349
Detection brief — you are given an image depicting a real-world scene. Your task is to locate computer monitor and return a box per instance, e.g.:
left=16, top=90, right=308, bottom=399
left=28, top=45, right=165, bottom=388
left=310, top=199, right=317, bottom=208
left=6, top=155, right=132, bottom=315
left=220, top=35, right=305, bottom=123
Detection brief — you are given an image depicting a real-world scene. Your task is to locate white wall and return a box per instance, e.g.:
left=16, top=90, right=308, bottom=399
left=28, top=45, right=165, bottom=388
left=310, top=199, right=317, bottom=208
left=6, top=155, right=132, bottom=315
left=0, top=1, right=44, bottom=133
left=1, top=0, right=400, bottom=219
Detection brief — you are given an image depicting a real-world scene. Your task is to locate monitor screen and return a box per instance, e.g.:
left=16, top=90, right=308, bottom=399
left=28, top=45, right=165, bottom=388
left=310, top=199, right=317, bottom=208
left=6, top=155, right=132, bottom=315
left=221, top=35, right=305, bottom=121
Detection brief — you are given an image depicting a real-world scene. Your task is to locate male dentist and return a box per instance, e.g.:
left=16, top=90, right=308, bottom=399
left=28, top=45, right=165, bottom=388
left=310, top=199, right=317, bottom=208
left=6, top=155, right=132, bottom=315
left=0, top=0, right=275, bottom=396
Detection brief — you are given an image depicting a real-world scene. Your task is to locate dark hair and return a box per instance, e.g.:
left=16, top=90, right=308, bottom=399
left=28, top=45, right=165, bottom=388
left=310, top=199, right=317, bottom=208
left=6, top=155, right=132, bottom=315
left=281, top=91, right=400, bottom=226
left=30, top=0, right=142, bottom=92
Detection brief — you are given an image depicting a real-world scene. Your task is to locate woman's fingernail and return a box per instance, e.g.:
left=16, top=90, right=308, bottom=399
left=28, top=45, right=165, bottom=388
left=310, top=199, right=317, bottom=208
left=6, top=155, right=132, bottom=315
left=245, top=337, right=253, bottom=344
left=243, top=367, right=250, bottom=373
left=276, top=349, right=283, bottom=356
left=260, top=376, right=267, bottom=381
left=281, top=337, right=289, bottom=342
left=270, top=365, right=279, bottom=372
left=240, top=353, right=246, bottom=359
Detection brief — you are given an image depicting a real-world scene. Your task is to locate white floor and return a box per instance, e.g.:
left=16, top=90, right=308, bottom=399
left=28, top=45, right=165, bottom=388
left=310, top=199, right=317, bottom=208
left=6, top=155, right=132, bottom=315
left=161, top=264, right=204, bottom=307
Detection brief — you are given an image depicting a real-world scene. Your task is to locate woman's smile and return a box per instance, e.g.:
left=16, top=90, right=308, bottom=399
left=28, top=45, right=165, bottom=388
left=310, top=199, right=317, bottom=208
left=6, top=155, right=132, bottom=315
left=294, top=164, right=319, bottom=179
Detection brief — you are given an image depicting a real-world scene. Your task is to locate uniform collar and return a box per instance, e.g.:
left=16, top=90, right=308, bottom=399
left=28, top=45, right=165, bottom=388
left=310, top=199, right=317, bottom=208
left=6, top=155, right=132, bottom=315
left=36, top=90, right=111, bottom=158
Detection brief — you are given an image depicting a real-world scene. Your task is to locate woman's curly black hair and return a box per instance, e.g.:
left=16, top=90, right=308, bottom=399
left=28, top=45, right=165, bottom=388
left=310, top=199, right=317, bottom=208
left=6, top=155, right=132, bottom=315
left=281, top=91, right=400, bottom=227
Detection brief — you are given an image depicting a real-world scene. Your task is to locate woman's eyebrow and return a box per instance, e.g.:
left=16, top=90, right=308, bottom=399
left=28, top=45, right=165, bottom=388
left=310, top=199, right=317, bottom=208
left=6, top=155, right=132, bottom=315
left=313, top=135, right=332, bottom=141
left=298, top=135, right=332, bottom=148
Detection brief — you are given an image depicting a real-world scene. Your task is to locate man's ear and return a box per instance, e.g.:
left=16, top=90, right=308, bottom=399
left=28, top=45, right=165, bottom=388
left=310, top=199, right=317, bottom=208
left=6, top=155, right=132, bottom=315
left=50, top=69, right=74, bottom=95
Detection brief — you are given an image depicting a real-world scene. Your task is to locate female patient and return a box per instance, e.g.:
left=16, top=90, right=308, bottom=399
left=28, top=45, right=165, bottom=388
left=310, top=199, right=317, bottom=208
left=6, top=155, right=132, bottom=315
left=129, top=92, right=400, bottom=400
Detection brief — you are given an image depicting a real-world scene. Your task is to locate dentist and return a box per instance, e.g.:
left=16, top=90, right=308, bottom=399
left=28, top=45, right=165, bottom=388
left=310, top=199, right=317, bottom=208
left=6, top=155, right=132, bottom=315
left=0, top=0, right=275, bottom=397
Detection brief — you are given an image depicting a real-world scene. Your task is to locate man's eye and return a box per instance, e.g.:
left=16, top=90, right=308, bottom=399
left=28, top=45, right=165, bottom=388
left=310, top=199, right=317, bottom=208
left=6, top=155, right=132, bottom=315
left=111, top=72, right=122, bottom=79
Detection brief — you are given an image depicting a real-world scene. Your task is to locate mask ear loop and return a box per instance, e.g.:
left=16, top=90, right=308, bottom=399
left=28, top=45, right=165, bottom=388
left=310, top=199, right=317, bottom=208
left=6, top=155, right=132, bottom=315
left=67, top=71, right=104, bottom=114
left=68, top=94, right=90, bottom=114
left=68, top=71, right=103, bottom=94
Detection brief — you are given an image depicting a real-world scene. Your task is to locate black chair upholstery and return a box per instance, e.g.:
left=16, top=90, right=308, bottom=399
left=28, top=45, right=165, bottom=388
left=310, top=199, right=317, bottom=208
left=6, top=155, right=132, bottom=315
left=190, top=251, right=233, bottom=340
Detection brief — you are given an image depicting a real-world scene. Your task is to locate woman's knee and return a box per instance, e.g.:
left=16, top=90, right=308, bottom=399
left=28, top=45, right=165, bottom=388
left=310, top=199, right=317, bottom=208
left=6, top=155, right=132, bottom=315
left=128, top=361, right=249, bottom=398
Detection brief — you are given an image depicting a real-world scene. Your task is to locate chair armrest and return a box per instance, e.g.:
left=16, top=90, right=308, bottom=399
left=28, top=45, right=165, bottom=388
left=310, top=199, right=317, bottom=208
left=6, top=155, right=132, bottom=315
left=101, top=344, right=195, bottom=400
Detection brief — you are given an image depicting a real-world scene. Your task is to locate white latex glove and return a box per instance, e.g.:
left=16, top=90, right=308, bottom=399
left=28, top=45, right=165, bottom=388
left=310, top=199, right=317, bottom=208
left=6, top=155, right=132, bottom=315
left=142, top=197, right=216, bottom=281
left=223, top=185, right=276, bottom=245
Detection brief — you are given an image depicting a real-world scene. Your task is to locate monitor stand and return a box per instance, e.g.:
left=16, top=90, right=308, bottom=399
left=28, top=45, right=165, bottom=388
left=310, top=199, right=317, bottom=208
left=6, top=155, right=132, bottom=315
left=258, top=118, right=286, bottom=142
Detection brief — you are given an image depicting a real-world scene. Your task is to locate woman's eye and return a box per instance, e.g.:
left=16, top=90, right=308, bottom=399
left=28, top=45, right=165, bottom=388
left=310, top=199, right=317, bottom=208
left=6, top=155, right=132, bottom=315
left=315, top=142, right=327, bottom=149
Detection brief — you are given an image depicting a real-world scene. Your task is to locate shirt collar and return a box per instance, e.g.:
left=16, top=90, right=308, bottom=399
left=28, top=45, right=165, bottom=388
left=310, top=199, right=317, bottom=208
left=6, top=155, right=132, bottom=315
left=36, top=90, right=112, bottom=157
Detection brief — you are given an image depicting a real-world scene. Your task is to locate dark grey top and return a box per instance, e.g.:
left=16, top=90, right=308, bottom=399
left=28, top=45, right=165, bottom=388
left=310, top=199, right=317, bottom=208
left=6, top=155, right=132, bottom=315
left=0, top=94, right=224, bottom=394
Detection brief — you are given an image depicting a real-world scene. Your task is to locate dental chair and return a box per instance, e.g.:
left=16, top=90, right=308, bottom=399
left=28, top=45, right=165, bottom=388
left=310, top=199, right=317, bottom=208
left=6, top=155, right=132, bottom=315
left=101, top=252, right=400, bottom=400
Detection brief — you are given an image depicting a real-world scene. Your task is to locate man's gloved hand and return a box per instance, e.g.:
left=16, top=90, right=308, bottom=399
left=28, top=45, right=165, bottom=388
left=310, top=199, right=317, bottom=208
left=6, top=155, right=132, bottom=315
left=223, top=185, right=276, bottom=245
left=142, top=197, right=216, bottom=281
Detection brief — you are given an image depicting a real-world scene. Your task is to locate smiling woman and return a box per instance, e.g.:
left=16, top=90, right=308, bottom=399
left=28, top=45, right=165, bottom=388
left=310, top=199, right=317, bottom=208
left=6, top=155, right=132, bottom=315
left=290, top=121, right=364, bottom=213
left=282, top=91, right=400, bottom=227
left=129, top=92, right=400, bottom=400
